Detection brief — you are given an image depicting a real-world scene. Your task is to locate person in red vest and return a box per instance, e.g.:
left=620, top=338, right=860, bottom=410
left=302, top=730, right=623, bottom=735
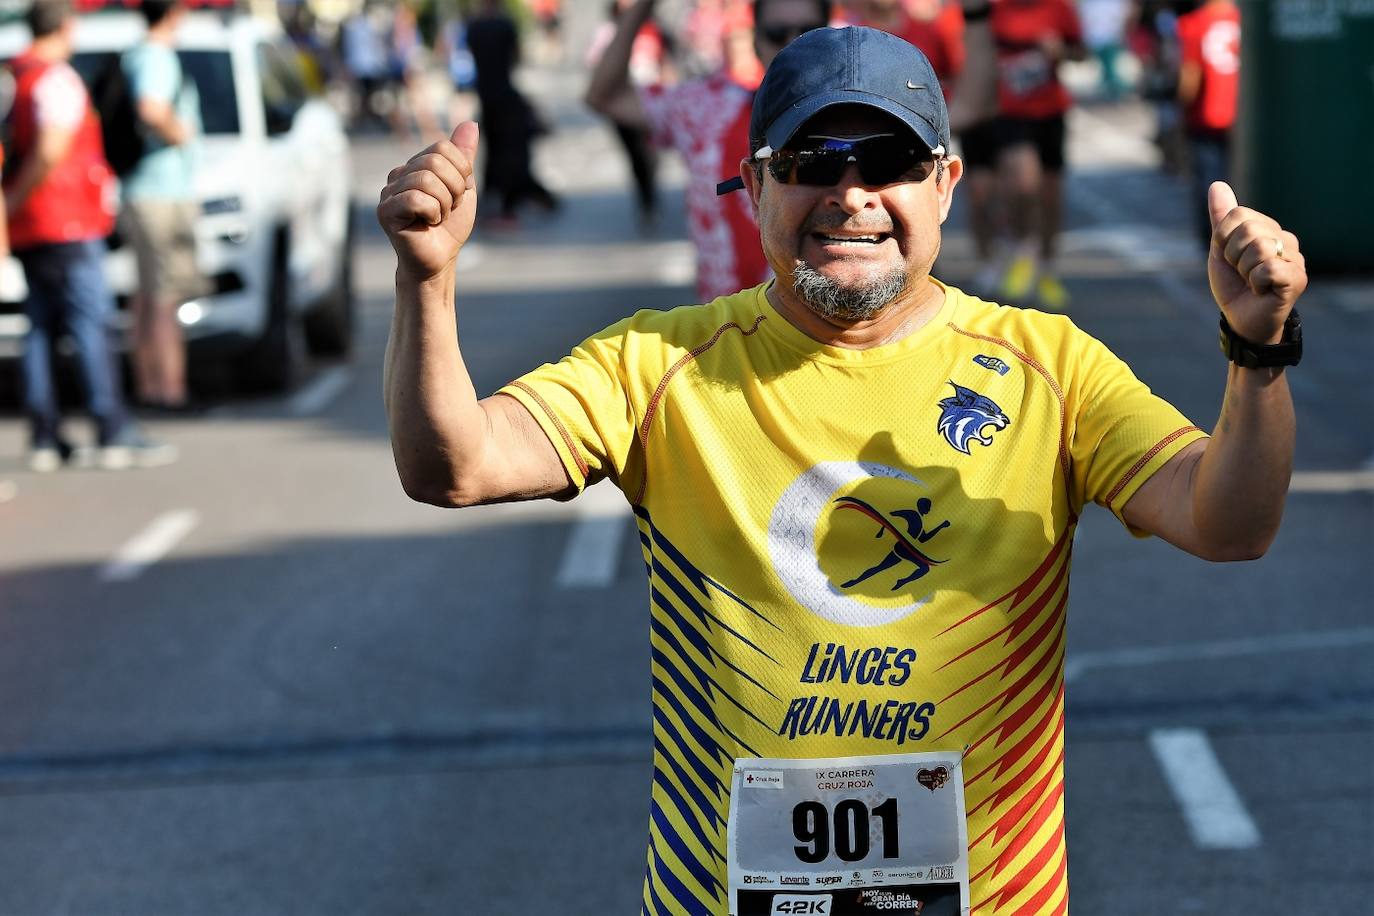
left=587, top=0, right=834, bottom=303
left=4, top=0, right=174, bottom=471
left=841, top=0, right=966, bottom=95
left=990, top=0, right=1085, bottom=311
left=1177, top=0, right=1240, bottom=247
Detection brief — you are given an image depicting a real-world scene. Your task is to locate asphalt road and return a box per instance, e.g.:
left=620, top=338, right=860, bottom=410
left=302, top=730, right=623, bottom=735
left=0, top=51, right=1370, bottom=916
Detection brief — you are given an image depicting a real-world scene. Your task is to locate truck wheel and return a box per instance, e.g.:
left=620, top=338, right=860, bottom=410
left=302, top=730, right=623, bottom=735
left=234, top=237, right=299, bottom=394
left=303, top=217, right=355, bottom=357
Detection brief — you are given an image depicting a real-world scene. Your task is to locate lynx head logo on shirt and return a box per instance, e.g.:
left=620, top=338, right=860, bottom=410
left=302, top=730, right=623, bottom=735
left=768, top=462, right=952, bottom=627
left=937, top=381, right=1010, bottom=455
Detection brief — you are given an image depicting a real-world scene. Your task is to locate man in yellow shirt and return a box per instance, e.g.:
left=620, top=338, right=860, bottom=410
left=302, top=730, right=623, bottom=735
left=379, top=26, right=1304, bottom=916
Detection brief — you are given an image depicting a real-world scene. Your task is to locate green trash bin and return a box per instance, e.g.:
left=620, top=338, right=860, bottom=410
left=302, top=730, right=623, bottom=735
left=1235, top=0, right=1374, bottom=272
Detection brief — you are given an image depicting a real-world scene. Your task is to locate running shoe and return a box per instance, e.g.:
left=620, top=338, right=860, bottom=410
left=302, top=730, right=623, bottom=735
left=97, top=429, right=179, bottom=470
left=28, top=438, right=75, bottom=473
left=1036, top=274, right=1071, bottom=312
left=999, top=254, right=1037, bottom=302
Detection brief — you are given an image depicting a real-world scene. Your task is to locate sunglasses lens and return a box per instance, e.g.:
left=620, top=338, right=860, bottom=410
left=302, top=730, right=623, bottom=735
left=768, top=138, right=936, bottom=187
left=857, top=138, right=935, bottom=185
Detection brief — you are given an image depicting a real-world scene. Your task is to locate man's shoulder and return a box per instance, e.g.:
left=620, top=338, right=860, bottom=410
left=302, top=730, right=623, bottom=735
left=943, top=285, right=1088, bottom=358
left=601, top=287, right=765, bottom=360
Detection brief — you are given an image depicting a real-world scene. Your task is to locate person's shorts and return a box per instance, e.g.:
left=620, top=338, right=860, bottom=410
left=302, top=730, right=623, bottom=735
left=120, top=198, right=206, bottom=304
left=957, top=119, right=1002, bottom=171
left=996, top=114, right=1067, bottom=173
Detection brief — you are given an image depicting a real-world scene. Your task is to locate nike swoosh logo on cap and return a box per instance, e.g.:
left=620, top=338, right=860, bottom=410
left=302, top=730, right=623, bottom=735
left=906, top=81, right=927, bottom=90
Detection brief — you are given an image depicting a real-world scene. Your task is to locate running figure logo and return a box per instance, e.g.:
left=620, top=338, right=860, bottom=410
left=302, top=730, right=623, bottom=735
left=833, top=495, right=950, bottom=590
left=937, top=381, right=1010, bottom=455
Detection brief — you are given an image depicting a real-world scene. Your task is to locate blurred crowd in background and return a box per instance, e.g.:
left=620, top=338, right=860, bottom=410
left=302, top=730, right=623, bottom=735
left=1, top=0, right=1246, bottom=482
left=302, top=0, right=1240, bottom=304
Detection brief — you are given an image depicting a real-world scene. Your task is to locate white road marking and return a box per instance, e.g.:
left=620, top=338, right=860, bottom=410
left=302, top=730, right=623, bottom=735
left=287, top=367, right=352, bottom=417
left=555, top=480, right=632, bottom=588
left=1290, top=469, right=1374, bottom=492
left=100, top=510, right=200, bottom=583
left=1148, top=728, right=1261, bottom=850
left=656, top=251, right=696, bottom=287
left=1065, top=626, right=1374, bottom=683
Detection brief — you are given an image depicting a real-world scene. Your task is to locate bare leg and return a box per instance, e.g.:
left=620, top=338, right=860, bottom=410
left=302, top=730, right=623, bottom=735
left=1000, top=143, right=1042, bottom=251
left=130, top=293, right=157, bottom=403
left=151, top=297, right=187, bottom=405
left=1039, top=170, right=1064, bottom=264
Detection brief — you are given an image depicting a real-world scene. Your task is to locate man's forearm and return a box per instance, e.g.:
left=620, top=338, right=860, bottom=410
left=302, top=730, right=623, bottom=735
left=585, top=0, right=654, bottom=115
left=384, top=269, right=489, bottom=506
left=1190, top=366, right=1295, bottom=558
left=4, top=129, right=68, bottom=211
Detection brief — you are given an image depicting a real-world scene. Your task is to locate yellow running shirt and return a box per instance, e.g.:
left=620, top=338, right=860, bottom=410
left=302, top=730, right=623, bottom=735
left=500, top=279, right=1206, bottom=916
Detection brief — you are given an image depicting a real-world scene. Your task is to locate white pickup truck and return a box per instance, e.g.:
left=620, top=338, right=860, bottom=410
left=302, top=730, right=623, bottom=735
left=0, top=4, right=354, bottom=392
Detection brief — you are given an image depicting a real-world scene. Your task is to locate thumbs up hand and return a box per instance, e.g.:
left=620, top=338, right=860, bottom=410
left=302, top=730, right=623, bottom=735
left=1206, top=181, right=1307, bottom=344
left=378, top=121, right=481, bottom=281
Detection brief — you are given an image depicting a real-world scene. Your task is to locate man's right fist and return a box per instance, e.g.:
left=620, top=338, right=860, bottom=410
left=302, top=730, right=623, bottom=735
left=377, top=121, right=480, bottom=281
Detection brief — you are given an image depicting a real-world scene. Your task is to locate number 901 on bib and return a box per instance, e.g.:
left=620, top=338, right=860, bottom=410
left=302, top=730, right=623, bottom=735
left=726, top=753, right=970, bottom=916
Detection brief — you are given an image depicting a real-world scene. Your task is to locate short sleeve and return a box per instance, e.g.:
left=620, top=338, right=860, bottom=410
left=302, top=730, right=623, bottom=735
left=1058, top=0, right=1084, bottom=43
left=497, top=317, right=643, bottom=498
left=1177, top=15, right=1202, bottom=65
left=1067, top=332, right=1208, bottom=534
left=32, top=64, right=87, bottom=130
left=127, top=47, right=179, bottom=104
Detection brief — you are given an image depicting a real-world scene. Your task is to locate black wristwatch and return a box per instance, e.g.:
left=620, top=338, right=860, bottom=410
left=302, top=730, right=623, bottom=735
left=1218, top=310, right=1302, bottom=368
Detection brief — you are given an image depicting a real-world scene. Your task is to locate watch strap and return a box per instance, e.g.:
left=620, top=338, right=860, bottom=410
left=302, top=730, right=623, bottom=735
left=1218, top=310, right=1302, bottom=368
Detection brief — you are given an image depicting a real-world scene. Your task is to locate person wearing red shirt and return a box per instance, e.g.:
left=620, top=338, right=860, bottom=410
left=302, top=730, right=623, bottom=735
left=3, top=0, right=173, bottom=471
left=991, top=0, right=1085, bottom=310
left=1177, top=0, right=1240, bottom=246
left=842, top=0, right=966, bottom=94
left=587, top=0, right=833, bottom=303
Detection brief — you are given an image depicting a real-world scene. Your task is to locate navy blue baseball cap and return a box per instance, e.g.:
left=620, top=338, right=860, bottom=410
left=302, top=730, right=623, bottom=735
left=718, top=26, right=950, bottom=195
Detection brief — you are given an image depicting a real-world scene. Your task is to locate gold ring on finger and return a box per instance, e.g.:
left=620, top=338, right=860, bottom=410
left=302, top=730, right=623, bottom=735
left=1275, top=237, right=1286, bottom=259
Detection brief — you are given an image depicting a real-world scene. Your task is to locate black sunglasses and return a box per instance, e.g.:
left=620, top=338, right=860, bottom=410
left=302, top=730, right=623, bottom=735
left=764, top=134, right=941, bottom=188
left=757, top=23, right=827, bottom=46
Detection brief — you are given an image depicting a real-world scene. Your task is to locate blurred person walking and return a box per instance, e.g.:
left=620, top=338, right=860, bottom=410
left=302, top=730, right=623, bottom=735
left=4, top=0, right=173, bottom=470
left=990, top=0, right=1085, bottom=310
left=840, top=0, right=966, bottom=95
left=586, top=0, right=833, bottom=302
left=121, top=0, right=205, bottom=413
left=435, top=10, right=478, bottom=125
left=389, top=2, right=441, bottom=142
left=340, top=2, right=390, bottom=131
left=586, top=0, right=673, bottom=227
left=467, top=0, right=558, bottom=225
left=1176, top=0, right=1240, bottom=247
left=529, top=0, right=564, bottom=65
left=1079, top=0, right=1131, bottom=100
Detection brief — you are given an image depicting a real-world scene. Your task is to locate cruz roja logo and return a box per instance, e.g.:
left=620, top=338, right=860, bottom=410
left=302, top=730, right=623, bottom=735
left=937, top=381, right=1010, bottom=455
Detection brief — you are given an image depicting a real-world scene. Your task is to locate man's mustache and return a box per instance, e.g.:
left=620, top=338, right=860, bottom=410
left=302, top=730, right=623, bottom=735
left=804, top=213, right=894, bottom=234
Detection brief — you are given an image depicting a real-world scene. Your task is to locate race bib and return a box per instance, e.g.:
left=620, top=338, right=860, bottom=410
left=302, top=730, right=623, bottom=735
left=1000, top=49, right=1053, bottom=98
left=727, top=752, right=969, bottom=916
